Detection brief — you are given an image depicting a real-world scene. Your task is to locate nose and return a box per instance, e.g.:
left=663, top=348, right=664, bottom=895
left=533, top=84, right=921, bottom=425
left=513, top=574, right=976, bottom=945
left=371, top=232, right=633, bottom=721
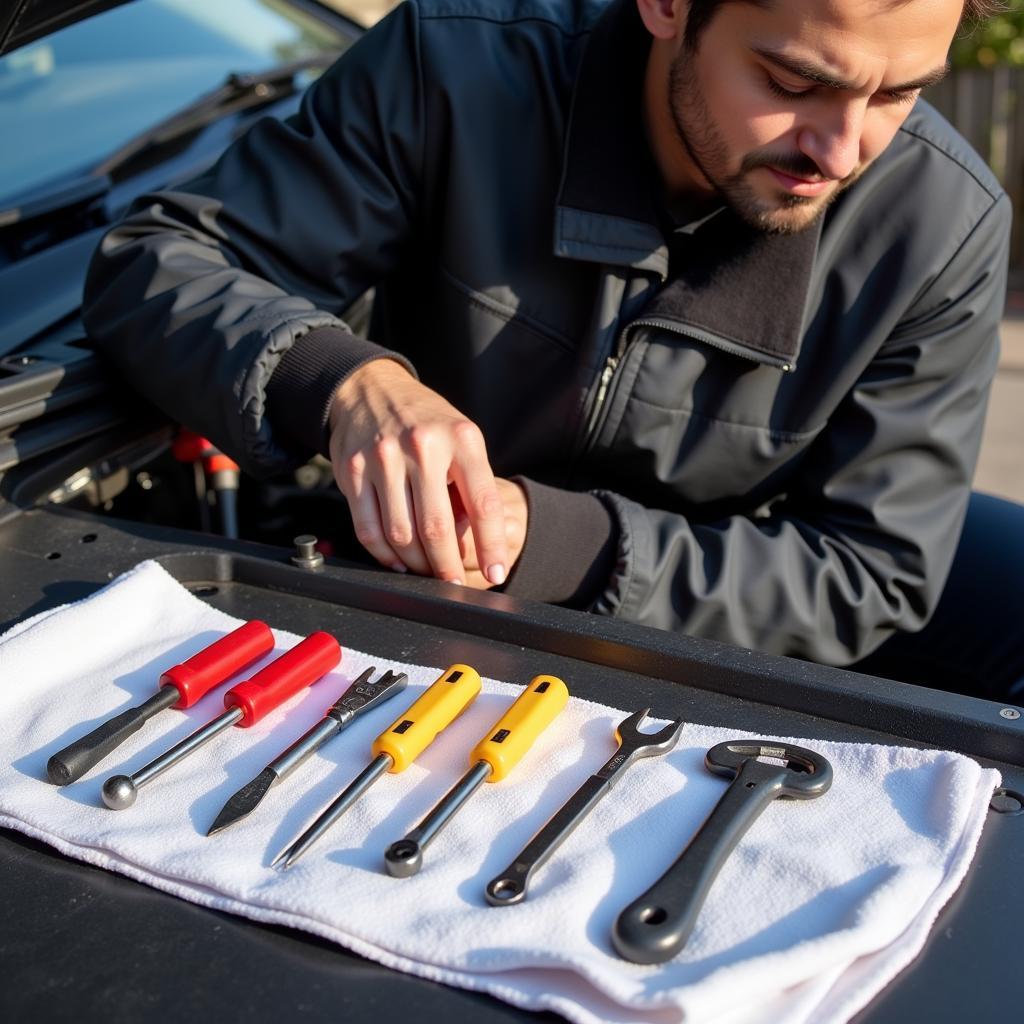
left=796, top=99, right=866, bottom=182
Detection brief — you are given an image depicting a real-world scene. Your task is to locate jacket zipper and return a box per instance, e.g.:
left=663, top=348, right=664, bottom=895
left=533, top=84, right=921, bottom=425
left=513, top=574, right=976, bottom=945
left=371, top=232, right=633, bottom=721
left=580, top=317, right=795, bottom=459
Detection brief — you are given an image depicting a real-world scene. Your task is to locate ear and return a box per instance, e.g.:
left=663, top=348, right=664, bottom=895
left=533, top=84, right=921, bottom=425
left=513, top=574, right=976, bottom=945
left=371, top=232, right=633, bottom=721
left=635, top=0, right=686, bottom=42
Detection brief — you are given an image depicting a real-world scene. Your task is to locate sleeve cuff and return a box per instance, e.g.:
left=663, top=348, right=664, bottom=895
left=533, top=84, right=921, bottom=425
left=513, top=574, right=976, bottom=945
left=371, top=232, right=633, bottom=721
left=265, top=326, right=416, bottom=457
left=501, top=477, right=618, bottom=608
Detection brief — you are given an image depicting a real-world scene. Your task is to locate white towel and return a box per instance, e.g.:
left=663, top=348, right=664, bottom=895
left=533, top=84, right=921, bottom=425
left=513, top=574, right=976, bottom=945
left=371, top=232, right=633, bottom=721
left=0, top=560, right=998, bottom=1024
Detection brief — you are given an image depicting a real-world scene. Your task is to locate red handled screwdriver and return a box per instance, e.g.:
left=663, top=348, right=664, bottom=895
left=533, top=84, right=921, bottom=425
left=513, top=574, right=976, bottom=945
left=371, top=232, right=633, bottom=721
left=101, top=631, right=341, bottom=810
left=47, top=620, right=275, bottom=785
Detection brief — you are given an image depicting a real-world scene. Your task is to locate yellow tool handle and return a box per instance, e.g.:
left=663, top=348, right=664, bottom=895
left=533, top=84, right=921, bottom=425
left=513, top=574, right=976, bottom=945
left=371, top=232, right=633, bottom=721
left=470, top=674, right=569, bottom=782
left=373, top=664, right=482, bottom=772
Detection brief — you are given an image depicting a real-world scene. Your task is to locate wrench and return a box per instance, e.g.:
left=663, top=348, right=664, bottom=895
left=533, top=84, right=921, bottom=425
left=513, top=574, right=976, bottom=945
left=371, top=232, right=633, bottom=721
left=485, top=708, right=685, bottom=906
left=612, top=739, right=833, bottom=964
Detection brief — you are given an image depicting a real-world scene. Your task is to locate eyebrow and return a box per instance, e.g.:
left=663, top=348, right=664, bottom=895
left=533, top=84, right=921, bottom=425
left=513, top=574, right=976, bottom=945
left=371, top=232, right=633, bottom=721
left=752, top=47, right=950, bottom=94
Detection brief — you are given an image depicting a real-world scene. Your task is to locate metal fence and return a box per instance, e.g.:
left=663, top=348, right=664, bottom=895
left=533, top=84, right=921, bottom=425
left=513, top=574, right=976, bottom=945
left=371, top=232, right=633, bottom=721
left=927, top=67, right=1024, bottom=270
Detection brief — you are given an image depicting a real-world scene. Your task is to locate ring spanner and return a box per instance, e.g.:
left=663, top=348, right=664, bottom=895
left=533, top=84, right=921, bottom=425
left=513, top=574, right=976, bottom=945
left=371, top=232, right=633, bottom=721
left=612, top=740, right=833, bottom=964
left=485, top=708, right=684, bottom=906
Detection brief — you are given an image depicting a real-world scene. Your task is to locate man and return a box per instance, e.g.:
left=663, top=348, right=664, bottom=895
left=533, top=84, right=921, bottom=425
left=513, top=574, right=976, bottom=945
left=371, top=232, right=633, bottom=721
left=83, top=0, right=1022, bottom=697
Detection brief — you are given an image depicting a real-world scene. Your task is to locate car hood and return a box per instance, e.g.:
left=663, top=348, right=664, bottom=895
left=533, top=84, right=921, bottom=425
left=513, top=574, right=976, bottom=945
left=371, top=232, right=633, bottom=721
left=1, top=1, right=134, bottom=55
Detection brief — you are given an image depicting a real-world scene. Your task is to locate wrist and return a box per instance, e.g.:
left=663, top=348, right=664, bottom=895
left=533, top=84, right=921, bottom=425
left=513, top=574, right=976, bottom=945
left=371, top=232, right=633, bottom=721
left=328, top=357, right=417, bottom=434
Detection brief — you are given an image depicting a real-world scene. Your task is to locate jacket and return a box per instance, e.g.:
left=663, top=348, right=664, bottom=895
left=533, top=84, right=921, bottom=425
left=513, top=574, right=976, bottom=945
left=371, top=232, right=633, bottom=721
left=83, top=0, right=1011, bottom=665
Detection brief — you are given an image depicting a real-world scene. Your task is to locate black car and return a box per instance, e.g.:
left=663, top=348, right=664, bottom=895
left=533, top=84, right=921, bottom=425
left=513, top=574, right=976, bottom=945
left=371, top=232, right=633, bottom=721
left=1, top=0, right=364, bottom=542
left=1, top=4, right=1022, bottom=1023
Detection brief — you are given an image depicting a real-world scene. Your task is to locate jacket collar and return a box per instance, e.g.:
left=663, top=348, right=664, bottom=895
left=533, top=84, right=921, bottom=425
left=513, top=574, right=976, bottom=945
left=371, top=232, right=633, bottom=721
left=554, top=0, right=821, bottom=366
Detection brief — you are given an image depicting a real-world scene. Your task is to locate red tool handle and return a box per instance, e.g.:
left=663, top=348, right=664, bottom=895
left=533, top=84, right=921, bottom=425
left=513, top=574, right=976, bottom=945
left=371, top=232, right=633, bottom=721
left=224, top=631, right=341, bottom=727
left=159, top=620, right=275, bottom=708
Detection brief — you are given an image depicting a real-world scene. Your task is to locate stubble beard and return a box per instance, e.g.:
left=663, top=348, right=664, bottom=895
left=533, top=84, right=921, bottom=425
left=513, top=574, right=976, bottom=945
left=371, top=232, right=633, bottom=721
left=667, top=53, right=852, bottom=235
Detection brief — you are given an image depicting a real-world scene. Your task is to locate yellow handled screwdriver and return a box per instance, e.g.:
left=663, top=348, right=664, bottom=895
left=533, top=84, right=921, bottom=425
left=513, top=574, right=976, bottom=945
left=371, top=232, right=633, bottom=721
left=273, top=663, right=481, bottom=869
left=383, top=674, right=569, bottom=877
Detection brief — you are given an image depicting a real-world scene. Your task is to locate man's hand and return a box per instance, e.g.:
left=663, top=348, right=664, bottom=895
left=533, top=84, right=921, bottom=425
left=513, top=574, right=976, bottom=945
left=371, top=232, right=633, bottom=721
left=454, top=477, right=528, bottom=589
left=328, top=359, right=508, bottom=585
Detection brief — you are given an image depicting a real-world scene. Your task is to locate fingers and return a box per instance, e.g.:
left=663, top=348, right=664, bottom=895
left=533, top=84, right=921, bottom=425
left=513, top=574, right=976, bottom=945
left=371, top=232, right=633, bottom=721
left=333, top=449, right=406, bottom=573
left=448, top=423, right=509, bottom=586
left=327, top=364, right=502, bottom=583
left=406, top=427, right=466, bottom=584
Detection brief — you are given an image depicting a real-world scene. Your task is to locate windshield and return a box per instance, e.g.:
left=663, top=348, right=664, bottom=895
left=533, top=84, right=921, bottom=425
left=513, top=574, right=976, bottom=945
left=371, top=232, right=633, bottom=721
left=0, top=0, right=352, bottom=208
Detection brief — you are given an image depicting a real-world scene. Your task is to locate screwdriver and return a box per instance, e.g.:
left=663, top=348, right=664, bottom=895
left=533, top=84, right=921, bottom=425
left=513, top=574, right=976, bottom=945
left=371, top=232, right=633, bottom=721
left=206, top=666, right=409, bottom=835
left=47, top=620, right=275, bottom=785
left=273, top=663, right=482, bottom=869
left=101, top=631, right=341, bottom=810
left=384, top=674, right=569, bottom=877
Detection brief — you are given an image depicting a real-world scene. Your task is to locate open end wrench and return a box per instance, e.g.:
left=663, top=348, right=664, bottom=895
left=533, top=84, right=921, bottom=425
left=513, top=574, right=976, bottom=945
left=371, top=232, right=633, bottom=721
left=612, top=740, right=833, bottom=964
left=485, top=708, right=685, bottom=906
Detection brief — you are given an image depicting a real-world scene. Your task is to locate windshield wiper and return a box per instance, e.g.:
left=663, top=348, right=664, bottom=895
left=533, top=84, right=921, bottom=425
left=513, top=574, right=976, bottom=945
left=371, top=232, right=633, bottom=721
left=93, top=53, right=341, bottom=179
left=0, top=54, right=340, bottom=228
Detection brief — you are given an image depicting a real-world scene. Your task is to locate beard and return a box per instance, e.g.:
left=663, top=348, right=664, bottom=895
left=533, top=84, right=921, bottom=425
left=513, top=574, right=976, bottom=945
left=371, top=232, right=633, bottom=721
left=667, top=53, right=862, bottom=234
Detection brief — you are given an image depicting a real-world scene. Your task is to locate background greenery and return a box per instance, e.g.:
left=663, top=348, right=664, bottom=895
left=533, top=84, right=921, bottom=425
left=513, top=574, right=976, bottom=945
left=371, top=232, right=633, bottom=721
left=954, top=1, right=1024, bottom=65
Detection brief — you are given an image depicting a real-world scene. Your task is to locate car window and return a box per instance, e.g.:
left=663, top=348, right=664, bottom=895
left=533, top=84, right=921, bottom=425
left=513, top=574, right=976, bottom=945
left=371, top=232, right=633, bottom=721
left=0, top=0, right=351, bottom=208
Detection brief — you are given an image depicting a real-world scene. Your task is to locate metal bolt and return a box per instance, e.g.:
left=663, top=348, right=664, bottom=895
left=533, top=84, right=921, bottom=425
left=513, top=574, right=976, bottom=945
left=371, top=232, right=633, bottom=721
left=291, top=534, right=324, bottom=570
left=999, top=708, right=1021, bottom=720
left=989, top=788, right=1024, bottom=815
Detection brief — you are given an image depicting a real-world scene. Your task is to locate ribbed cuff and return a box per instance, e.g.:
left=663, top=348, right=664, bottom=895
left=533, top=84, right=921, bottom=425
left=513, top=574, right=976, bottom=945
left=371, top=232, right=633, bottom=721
left=502, top=477, right=618, bottom=608
left=265, top=327, right=416, bottom=457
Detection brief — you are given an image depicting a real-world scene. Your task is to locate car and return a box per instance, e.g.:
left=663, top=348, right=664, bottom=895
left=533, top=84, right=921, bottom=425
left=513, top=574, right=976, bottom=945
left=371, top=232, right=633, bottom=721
left=1, top=4, right=1022, bottom=1024
left=1, top=0, right=365, bottom=545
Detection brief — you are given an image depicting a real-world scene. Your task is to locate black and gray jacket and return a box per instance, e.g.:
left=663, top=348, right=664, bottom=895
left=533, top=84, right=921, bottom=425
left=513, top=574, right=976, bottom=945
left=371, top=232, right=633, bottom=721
left=83, top=0, right=1011, bottom=665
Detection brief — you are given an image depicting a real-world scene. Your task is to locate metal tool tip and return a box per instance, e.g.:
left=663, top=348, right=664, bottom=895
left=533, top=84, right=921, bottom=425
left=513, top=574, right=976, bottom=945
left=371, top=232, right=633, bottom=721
left=101, top=775, right=137, bottom=810
left=384, top=838, right=423, bottom=877
left=272, top=844, right=301, bottom=869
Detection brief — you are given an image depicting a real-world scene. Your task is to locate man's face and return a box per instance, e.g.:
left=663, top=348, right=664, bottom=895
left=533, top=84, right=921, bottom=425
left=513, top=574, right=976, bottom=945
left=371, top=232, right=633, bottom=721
left=665, top=0, right=963, bottom=232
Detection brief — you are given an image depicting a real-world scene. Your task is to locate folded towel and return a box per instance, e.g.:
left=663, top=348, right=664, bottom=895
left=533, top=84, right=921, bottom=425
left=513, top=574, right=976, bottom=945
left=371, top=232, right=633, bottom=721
left=0, top=560, right=998, bottom=1024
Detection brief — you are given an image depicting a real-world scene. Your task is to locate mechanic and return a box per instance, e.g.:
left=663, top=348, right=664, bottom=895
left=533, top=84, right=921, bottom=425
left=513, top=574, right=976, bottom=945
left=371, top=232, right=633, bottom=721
left=83, top=0, right=1023, bottom=700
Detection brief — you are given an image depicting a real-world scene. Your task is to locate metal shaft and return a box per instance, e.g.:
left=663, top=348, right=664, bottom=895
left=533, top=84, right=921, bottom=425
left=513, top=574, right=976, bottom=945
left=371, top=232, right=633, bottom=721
left=275, top=752, right=393, bottom=868
left=413, top=760, right=492, bottom=848
left=268, top=718, right=340, bottom=781
left=132, top=707, right=243, bottom=789
left=384, top=761, right=492, bottom=877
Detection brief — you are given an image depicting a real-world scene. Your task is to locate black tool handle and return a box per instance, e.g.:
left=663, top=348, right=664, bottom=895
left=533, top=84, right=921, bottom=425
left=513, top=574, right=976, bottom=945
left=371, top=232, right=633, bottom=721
left=47, top=688, right=178, bottom=785
left=612, top=759, right=784, bottom=964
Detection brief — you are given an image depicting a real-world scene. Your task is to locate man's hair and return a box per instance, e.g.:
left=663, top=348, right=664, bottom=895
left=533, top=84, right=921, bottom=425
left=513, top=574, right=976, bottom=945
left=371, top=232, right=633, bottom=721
left=683, top=0, right=1004, bottom=49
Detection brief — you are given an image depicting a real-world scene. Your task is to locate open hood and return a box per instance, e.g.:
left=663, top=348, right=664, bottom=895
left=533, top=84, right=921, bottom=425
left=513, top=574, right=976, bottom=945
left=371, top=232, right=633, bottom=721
left=1, top=1, right=133, bottom=55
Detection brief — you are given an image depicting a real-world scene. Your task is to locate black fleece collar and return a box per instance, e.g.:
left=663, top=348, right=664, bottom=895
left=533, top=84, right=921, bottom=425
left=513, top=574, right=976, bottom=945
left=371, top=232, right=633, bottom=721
left=554, top=0, right=821, bottom=367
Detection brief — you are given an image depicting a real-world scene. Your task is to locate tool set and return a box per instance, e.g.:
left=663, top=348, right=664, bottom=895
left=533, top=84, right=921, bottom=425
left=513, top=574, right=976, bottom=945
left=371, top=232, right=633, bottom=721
left=43, top=620, right=836, bottom=965
left=48, top=620, right=275, bottom=785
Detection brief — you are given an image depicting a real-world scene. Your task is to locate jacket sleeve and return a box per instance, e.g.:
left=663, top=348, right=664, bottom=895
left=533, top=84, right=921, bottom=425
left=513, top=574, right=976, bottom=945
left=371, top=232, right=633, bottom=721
left=587, top=193, right=1010, bottom=664
left=81, top=3, right=425, bottom=476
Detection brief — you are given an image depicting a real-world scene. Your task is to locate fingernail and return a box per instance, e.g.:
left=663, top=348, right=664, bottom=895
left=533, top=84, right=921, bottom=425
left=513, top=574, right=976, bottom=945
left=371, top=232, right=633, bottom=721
left=450, top=578, right=463, bottom=586
left=486, top=564, right=507, bottom=586
left=390, top=563, right=407, bottom=573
